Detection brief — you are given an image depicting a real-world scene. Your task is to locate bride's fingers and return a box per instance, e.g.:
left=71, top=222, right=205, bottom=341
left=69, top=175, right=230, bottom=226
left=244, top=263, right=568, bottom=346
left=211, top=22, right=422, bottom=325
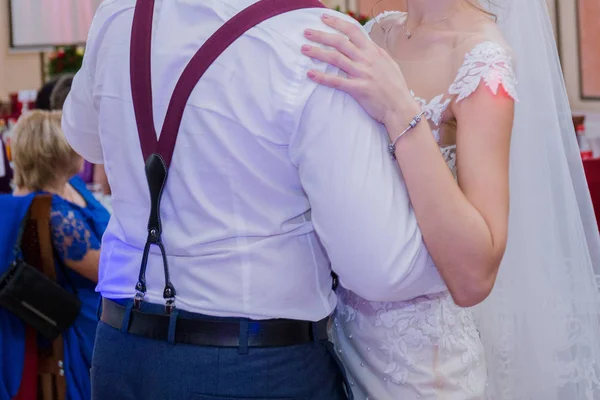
left=304, top=29, right=364, bottom=62
left=321, top=14, right=371, bottom=50
left=301, top=45, right=363, bottom=77
left=306, top=70, right=359, bottom=93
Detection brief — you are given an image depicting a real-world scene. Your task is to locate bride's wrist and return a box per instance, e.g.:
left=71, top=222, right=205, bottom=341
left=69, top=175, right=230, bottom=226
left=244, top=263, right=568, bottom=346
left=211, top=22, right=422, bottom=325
left=383, top=103, right=423, bottom=141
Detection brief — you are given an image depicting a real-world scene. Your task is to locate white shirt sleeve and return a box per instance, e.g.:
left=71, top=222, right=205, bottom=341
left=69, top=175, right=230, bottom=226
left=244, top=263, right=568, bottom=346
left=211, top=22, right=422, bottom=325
left=289, top=68, right=432, bottom=302
left=62, top=58, right=104, bottom=165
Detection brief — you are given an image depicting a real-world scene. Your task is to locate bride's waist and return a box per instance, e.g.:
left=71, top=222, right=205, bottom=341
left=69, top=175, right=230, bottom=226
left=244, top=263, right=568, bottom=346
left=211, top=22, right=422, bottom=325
left=333, top=289, right=478, bottom=342
left=337, top=288, right=453, bottom=317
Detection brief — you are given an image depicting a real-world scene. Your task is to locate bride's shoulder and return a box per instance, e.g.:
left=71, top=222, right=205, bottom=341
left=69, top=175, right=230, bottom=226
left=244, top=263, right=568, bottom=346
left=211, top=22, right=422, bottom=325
left=454, top=18, right=512, bottom=59
left=449, top=22, right=518, bottom=102
left=453, top=18, right=512, bottom=56
left=364, top=11, right=407, bottom=34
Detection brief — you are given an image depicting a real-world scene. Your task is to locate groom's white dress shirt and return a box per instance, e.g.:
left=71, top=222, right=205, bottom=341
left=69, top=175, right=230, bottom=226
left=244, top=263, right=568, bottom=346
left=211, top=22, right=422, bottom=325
left=62, top=0, right=446, bottom=321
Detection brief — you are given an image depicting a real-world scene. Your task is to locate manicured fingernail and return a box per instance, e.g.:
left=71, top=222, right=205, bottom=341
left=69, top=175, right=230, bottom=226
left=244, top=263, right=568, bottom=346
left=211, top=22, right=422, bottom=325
left=301, top=45, right=310, bottom=52
left=322, top=14, right=330, bottom=20
left=307, top=71, right=316, bottom=78
left=304, top=29, right=312, bottom=37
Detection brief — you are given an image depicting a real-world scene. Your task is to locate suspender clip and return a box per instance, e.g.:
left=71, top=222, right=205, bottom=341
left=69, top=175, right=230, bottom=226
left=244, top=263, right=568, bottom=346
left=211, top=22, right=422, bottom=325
left=134, top=290, right=145, bottom=309
left=164, top=283, right=176, bottom=314
left=165, top=298, right=176, bottom=315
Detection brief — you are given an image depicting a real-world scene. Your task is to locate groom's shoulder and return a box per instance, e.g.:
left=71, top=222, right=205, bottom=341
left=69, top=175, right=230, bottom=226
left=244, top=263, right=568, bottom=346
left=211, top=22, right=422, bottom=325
left=264, top=6, right=363, bottom=47
left=275, top=6, right=359, bottom=28
left=86, top=0, right=136, bottom=41
left=93, top=0, right=135, bottom=19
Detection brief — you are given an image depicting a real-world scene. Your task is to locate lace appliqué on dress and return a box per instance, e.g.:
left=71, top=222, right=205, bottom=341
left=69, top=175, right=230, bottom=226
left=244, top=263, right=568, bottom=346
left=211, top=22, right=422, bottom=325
left=335, top=289, right=485, bottom=396
left=410, top=92, right=457, bottom=175
left=50, top=207, right=100, bottom=262
left=412, top=92, right=451, bottom=142
left=441, top=145, right=457, bottom=176
left=449, top=41, right=518, bottom=103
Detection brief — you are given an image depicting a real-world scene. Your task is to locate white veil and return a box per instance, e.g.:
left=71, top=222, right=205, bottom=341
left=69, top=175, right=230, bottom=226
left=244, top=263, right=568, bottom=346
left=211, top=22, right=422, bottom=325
left=474, top=0, right=600, bottom=398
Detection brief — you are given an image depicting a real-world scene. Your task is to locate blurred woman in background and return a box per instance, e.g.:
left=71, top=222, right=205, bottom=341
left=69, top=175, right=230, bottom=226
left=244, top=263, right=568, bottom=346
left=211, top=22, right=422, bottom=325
left=50, top=74, right=111, bottom=197
left=0, top=137, right=12, bottom=194
left=12, top=110, right=109, bottom=399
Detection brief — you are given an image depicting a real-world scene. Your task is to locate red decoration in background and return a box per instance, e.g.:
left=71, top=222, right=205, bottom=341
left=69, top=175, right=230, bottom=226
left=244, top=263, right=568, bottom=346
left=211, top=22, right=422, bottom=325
left=13, top=328, right=38, bottom=400
left=583, top=158, right=600, bottom=230
left=333, top=6, right=370, bottom=25
left=47, top=46, right=84, bottom=77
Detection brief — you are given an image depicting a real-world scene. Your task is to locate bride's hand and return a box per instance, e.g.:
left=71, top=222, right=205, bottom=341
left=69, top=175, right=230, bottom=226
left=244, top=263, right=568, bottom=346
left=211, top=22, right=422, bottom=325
left=302, top=14, right=420, bottom=127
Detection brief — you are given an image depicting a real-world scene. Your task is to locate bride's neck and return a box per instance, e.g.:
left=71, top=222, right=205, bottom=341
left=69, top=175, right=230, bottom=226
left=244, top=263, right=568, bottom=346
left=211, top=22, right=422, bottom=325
left=406, top=0, right=465, bottom=25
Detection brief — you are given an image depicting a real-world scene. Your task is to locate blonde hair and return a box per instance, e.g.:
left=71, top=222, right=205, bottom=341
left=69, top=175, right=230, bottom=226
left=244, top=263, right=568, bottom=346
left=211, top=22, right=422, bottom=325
left=12, top=110, right=82, bottom=191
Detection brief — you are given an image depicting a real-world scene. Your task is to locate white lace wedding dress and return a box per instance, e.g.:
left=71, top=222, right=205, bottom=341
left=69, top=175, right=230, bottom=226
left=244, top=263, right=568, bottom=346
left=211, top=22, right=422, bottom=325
left=330, top=12, right=518, bottom=400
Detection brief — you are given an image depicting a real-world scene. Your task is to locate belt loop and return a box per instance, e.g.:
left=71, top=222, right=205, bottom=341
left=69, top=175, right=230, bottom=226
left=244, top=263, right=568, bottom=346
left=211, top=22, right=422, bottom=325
left=312, top=322, right=319, bottom=344
left=167, top=308, right=179, bottom=345
left=121, top=299, right=135, bottom=333
left=238, top=320, right=249, bottom=355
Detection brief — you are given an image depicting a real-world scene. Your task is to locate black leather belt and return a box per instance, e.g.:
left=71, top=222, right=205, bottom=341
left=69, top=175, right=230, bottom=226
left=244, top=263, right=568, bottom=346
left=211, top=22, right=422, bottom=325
left=100, top=299, right=329, bottom=347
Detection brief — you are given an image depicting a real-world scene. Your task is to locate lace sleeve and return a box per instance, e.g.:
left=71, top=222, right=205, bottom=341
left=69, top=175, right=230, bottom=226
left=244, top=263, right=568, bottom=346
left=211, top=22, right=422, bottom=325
left=448, top=41, right=518, bottom=103
left=50, top=202, right=100, bottom=263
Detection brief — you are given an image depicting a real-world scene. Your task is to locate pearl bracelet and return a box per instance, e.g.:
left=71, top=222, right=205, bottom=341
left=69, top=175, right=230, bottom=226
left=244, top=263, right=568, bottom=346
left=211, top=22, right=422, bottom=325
left=387, top=110, right=426, bottom=159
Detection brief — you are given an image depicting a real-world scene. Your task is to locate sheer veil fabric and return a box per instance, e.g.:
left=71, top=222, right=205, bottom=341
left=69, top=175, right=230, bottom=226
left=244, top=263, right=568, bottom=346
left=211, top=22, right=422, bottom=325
left=474, top=0, right=600, bottom=398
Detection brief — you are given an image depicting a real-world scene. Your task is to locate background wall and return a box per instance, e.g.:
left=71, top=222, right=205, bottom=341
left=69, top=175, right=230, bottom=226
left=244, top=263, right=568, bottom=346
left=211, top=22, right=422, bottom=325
left=0, top=0, right=598, bottom=120
left=558, top=0, right=600, bottom=115
left=10, top=0, right=101, bottom=48
left=575, top=0, right=600, bottom=99
left=0, top=0, right=44, bottom=102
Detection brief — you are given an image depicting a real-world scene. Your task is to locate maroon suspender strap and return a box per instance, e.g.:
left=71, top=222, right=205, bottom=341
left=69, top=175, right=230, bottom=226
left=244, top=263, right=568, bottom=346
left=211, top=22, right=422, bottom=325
left=131, top=0, right=325, bottom=169
left=129, top=0, right=325, bottom=313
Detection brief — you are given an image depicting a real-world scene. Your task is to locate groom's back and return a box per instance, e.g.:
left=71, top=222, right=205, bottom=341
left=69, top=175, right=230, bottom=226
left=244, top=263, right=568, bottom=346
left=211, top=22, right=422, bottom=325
left=64, top=0, right=439, bottom=321
left=71, top=0, right=338, bottom=320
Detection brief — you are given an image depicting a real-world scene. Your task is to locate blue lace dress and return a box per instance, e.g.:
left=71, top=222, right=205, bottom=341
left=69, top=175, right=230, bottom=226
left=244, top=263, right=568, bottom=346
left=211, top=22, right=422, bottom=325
left=49, top=176, right=110, bottom=400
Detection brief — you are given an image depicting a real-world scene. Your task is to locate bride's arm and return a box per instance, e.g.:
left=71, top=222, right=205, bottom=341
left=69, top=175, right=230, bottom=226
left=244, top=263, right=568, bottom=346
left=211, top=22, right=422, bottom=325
left=301, top=15, right=513, bottom=307
left=386, top=86, right=513, bottom=308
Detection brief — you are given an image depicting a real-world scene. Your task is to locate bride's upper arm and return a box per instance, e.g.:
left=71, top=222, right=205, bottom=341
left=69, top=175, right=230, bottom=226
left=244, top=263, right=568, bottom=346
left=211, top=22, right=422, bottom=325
left=450, top=40, right=517, bottom=262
